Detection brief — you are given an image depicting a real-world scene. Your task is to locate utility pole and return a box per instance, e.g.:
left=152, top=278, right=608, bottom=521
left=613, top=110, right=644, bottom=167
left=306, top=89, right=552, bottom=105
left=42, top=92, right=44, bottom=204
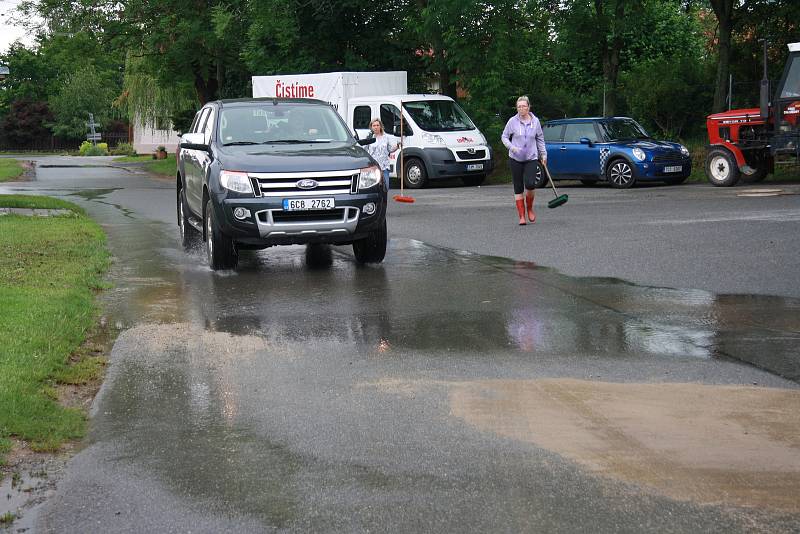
left=86, top=113, right=102, bottom=146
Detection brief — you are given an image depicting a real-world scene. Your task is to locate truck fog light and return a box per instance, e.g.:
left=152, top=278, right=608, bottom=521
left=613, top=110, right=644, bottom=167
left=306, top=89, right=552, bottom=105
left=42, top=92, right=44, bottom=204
left=233, top=207, right=251, bottom=220
left=363, top=202, right=376, bottom=215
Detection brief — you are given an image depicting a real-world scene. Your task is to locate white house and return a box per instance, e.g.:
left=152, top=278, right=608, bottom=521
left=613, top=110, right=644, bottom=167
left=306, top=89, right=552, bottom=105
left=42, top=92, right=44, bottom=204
left=132, top=118, right=180, bottom=154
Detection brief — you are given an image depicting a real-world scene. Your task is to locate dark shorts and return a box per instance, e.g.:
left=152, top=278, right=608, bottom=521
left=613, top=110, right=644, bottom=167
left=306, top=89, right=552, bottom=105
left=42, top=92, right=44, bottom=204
left=509, top=159, right=539, bottom=194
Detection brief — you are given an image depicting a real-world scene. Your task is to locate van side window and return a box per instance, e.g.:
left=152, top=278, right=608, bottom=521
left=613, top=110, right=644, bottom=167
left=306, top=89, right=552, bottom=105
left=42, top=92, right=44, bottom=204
left=543, top=124, right=563, bottom=142
left=353, top=106, right=372, bottom=130
left=381, top=104, right=412, bottom=136
left=563, top=122, right=598, bottom=143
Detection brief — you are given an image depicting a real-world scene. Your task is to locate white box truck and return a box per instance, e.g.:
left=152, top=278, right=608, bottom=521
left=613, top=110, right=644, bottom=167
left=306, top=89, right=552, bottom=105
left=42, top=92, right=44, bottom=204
left=252, top=71, right=493, bottom=188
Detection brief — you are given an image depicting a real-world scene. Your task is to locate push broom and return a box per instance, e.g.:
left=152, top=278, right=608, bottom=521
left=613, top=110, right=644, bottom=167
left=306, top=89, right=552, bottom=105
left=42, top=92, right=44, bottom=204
left=541, top=162, right=568, bottom=209
left=393, top=101, right=415, bottom=203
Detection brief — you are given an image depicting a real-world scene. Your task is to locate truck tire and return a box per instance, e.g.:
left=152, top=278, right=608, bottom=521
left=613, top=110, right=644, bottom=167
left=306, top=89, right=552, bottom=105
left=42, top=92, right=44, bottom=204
left=353, top=219, right=387, bottom=264
left=705, top=148, right=740, bottom=187
left=403, top=158, right=427, bottom=189
left=178, top=187, right=199, bottom=249
left=461, top=174, right=485, bottom=187
left=205, top=199, right=238, bottom=270
left=607, top=159, right=636, bottom=188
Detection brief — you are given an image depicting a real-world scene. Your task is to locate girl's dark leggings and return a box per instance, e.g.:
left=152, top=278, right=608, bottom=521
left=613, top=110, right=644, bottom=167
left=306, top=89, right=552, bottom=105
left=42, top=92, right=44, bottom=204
left=509, top=158, right=540, bottom=194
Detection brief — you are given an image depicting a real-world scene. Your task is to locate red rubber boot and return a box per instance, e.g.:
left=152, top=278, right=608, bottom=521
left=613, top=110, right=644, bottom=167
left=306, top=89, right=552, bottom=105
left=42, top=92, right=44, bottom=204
left=525, top=192, right=536, bottom=223
left=515, top=199, right=526, bottom=225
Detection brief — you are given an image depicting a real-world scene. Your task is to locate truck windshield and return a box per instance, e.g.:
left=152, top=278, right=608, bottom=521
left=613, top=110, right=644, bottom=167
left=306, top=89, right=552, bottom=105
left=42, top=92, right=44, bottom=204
left=599, top=119, right=651, bottom=141
left=219, top=104, right=352, bottom=145
left=403, top=100, right=476, bottom=132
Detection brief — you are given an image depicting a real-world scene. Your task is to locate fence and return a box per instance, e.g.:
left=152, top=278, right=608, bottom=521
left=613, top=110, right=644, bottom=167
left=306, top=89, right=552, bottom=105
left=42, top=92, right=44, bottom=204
left=0, top=133, right=130, bottom=152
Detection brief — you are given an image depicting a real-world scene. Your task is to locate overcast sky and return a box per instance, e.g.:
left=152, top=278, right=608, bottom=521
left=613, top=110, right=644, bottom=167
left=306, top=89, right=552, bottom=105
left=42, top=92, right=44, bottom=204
left=1, top=0, right=35, bottom=54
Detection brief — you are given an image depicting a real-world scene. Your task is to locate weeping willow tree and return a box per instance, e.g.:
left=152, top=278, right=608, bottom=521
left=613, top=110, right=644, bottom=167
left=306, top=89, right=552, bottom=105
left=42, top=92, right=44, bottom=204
left=115, top=53, right=198, bottom=134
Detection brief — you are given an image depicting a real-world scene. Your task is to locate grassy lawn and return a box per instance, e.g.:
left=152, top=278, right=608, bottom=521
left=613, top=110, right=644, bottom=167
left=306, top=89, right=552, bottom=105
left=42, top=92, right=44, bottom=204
left=114, top=153, right=176, bottom=177
left=0, top=195, right=110, bottom=462
left=0, top=159, right=25, bottom=182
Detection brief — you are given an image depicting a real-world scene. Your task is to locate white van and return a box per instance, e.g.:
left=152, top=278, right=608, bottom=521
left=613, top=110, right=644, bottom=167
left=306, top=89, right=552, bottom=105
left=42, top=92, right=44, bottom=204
left=252, top=72, right=493, bottom=188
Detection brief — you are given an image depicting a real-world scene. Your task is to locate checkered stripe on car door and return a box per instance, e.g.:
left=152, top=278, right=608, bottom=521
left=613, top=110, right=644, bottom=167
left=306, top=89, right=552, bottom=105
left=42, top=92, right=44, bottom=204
left=599, top=148, right=610, bottom=174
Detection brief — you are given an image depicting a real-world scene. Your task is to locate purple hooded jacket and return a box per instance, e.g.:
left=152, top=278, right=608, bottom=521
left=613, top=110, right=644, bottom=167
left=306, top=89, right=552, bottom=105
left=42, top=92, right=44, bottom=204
left=501, top=114, right=547, bottom=163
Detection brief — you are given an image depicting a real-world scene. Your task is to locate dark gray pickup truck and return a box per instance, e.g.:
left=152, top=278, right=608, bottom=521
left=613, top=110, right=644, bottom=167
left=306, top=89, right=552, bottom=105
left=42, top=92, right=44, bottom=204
left=177, top=98, right=387, bottom=270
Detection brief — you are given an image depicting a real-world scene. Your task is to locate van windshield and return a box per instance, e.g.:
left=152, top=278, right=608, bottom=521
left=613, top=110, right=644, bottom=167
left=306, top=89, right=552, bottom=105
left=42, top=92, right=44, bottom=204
left=219, top=104, right=352, bottom=144
left=404, top=100, right=476, bottom=132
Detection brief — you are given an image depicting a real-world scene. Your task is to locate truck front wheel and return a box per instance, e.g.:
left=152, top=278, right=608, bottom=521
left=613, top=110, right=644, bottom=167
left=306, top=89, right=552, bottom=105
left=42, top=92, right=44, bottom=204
left=205, top=199, right=238, bottom=270
left=353, top=219, right=387, bottom=264
left=403, top=158, right=427, bottom=189
left=705, top=148, right=741, bottom=187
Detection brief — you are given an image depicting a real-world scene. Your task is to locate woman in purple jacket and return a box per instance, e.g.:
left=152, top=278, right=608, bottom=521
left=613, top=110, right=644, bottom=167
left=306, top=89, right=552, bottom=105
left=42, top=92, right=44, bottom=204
left=501, top=96, right=547, bottom=225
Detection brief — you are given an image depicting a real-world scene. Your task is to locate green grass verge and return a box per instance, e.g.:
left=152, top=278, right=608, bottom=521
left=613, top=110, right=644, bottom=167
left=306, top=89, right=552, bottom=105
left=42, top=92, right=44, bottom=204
left=145, top=154, right=177, bottom=177
left=113, top=154, right=152, bottom=163
left=0, top=159, right=25, bottom=182
left=0, top=194, right=110, bottom=458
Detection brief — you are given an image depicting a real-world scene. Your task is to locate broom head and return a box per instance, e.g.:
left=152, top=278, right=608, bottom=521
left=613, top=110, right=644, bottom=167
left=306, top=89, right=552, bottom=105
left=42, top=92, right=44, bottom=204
left=393, top=194, right=415, bottom=203
left=547, top=194, right=569, bottom=209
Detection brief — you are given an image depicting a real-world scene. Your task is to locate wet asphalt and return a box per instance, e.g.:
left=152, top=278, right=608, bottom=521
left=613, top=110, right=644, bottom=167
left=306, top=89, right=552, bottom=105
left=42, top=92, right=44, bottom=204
left=1, top=157, right=799, bottom=533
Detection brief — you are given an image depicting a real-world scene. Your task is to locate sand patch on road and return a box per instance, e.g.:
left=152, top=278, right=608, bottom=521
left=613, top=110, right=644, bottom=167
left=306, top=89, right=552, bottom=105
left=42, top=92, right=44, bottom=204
left=448, top=378, right=800, bottom=511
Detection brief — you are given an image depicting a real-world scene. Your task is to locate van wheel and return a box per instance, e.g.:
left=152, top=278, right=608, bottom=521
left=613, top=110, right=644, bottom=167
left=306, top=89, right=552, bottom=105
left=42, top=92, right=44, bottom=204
left=705, top=148, right=740, bottom=187
left=607, top=159, right=636, bottom=188
left=403, top=158, right=427, bottom=189
left=205, top=199, right=238, bottom=270
left=461, top=174, right=485, bottom=186
left=353, top=219, right=387, bottom=264
left=178, top=187, right=199, bottom=249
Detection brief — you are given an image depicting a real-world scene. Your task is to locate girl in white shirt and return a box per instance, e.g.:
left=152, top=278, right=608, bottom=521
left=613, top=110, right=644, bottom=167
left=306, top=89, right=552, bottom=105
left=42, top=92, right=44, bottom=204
left=366, top=118, right=401, bottom=192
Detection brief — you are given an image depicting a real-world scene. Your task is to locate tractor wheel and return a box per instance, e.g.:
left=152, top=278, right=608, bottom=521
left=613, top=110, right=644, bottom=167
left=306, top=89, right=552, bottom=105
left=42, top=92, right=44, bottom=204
left=705, top=148, right=741, bottom=187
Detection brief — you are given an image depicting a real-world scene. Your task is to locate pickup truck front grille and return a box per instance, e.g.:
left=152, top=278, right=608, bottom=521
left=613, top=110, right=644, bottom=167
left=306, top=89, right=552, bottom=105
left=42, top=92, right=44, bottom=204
left=249, top=169, right=360, bottom=197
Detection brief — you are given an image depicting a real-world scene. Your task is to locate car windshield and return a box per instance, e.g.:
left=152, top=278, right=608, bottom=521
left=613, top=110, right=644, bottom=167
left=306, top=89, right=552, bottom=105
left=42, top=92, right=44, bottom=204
left=219, top=103, right=352, bottom=145
left=598, top=119, right=651, bottom=141
left=403, top=100, right=475, bottom=132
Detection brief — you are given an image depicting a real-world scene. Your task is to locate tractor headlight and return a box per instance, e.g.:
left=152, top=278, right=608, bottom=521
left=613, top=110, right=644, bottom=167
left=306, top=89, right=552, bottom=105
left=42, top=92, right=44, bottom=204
left=220, top=170, right=253, bottom=194
left=358, top=165, right=382, bottom=189
left=632, top=147, right=646, bottom=161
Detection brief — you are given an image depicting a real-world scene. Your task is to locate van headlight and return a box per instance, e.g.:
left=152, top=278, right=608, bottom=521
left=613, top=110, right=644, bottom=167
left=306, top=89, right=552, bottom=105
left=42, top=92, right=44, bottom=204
left=358, top=165, right=382, bottom=189
left=680, top=145, right=690, bottom=156
left=422, top=132, right=445, bottom=144
left=632, top=147, right=646, bottom=161
left=220, top=170, right=253, bottom=194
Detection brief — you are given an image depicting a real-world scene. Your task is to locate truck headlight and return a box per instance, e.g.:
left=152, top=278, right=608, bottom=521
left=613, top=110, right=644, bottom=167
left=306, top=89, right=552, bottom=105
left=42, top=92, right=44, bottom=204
left=358, top=165, right=382, bottom=189
left=632, top=147, right=646, bottom=161
left=680, top=145, right=690, bottom=156
left=422, top=132, right=445, bottom=145
left=220, top=170, right=253, bottom=194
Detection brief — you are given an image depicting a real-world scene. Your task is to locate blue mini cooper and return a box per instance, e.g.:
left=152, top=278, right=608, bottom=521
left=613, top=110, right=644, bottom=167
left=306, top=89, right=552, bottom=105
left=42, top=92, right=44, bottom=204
left=538, top=117, right=691, bottom=188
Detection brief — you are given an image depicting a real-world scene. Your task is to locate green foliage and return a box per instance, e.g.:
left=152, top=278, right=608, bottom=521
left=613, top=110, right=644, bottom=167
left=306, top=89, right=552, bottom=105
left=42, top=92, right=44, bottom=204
left=79, top=141, right=109, bottom=156
left=0, top=100, right=54, bottom=146
left=49, top=64, right=120, bottom=140
left=110, top=142, right=136, bottom=156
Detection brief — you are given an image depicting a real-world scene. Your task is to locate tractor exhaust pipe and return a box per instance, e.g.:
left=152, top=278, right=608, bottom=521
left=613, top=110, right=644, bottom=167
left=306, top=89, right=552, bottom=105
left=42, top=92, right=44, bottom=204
left=760, top=39, right=770, bottom=120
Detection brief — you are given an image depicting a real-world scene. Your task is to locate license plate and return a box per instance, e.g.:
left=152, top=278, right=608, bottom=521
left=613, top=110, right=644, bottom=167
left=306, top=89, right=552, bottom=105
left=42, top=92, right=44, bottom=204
left=282, top=198, right=335, bottom=211
left=664, top=165, right=682, bottom=173
left=467, top=163, right=484, bottom=171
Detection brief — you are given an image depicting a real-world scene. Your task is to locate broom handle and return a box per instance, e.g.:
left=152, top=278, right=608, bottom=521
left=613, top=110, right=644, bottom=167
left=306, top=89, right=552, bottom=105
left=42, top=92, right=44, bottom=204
left=399, top=103, right=404, bottom=195
left=542, top=161, right=558, bottom=196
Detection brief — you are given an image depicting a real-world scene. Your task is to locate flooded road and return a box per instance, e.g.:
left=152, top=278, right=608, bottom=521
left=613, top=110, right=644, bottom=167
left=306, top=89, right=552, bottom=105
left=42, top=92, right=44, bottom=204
left=2, top=160, right=799, bottom=532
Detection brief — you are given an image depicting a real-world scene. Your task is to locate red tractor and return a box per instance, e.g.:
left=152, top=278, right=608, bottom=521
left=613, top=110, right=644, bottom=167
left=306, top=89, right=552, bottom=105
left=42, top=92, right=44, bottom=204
left=705, top=42, right=800, bottom=186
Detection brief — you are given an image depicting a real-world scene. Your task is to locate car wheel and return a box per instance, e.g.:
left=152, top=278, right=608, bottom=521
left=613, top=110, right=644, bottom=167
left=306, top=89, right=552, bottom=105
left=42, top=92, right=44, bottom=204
left=178, top=187, right=199, bottom=249
left=353, top=218, right=387, bottom=264
left=705, top=148, right=740, bottom=187
left=533, top=167, right=547, bottom=188
left=204, top=199, right=238, bottom=270
left=580, top=179, right=597, bottom=186
left=461, top=174, right=485, bottom=187
left=403, top=158, right=427, bottom=189
left=607, top=159, right=636, bottom=189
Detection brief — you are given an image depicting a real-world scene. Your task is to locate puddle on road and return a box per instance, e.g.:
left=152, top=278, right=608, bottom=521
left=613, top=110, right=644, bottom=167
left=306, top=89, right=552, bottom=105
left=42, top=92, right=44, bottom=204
left=442, top=378, right=800, bottom=512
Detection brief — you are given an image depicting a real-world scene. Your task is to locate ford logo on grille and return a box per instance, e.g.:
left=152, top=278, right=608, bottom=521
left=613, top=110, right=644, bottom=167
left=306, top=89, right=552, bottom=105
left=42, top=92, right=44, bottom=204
left=297, top=179, right=318, bottom=190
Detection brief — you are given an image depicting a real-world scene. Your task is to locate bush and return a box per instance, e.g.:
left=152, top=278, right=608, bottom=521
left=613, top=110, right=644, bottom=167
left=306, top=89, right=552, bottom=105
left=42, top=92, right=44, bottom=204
left=110, top=142, right=136, bottom=156
left=78, top=141, right=109, bottom=156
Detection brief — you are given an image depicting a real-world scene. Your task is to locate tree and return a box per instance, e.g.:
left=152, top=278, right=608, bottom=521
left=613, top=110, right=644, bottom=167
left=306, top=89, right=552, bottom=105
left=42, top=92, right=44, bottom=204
left=709, top=0, right=735, bottom=112
left=49, top=64, right=120, bottom=139
left=0, top=100, right=54, bottom=146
